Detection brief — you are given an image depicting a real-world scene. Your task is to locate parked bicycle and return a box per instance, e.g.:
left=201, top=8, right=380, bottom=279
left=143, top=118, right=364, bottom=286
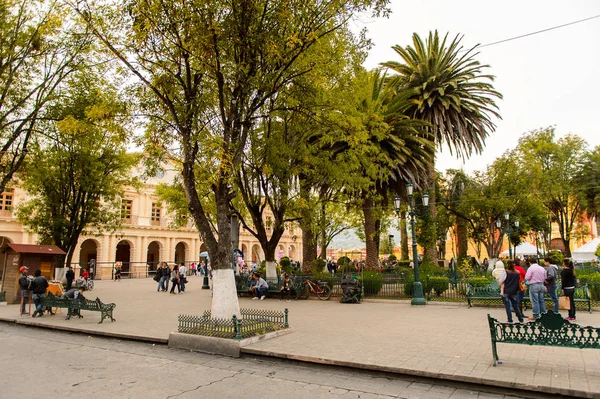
left=297, top=278, right=332, bottom=300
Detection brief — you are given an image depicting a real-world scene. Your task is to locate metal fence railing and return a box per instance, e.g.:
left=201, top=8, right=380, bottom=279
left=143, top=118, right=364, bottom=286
left=178, top=308, right=289, bottom=340
left=233, top=273, right=600, bottom=308
left=70, top=260, right=203, bottom=280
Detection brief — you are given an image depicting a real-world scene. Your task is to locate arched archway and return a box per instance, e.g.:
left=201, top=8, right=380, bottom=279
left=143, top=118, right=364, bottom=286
left=174, top=241, right=188, bottom=263
left=0, top=236, right=13, bottom=280
left=147, top=241, right=162, bottom=270
left=288, top=245, right=296, bottom=260
left=116, top=240, right=133, bottom=276
left=79, top=239, right=99, bottom=265
left=251, top=244, right=262, bottom=263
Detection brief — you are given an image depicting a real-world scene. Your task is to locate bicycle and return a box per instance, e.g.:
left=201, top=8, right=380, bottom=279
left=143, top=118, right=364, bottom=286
left=297, top=278, right=332, bottom=300
left=86, top=278, right=94, bottom=291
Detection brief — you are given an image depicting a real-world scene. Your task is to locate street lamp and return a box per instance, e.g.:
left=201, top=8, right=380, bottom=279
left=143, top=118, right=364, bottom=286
left=497, top=212, right=519, bottom=259
left=394, top=182, right=428, bottom=306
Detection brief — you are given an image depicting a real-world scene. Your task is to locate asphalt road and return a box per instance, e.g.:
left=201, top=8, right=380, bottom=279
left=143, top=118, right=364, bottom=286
left=0, top=323, right=541, bottom=399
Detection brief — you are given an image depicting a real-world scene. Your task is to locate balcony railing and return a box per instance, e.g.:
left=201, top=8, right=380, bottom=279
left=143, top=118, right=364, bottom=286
left=0, top=209, right=13, bottom=218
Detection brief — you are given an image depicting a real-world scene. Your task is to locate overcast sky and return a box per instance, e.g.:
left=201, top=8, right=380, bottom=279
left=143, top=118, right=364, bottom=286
left=332, top=0, right=600, bottom=250
left=354, top=0, right=600, bottom=173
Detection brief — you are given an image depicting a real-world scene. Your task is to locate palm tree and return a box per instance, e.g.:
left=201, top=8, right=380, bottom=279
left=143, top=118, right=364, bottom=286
left=349, top=69, right=435, bottom=269
left=382, top=30, right=502, bottom=262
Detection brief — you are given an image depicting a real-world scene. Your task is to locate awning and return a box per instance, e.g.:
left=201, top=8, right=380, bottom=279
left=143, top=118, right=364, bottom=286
left=6, top=243, right=66, bottom=255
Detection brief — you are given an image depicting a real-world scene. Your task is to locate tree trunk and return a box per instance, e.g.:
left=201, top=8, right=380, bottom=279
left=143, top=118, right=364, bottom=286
left=299, top=180, right=317, bottom=273
left=319, top=201, right=327, bottom=259
left=401, top=217, right=409, bottom=260
left=457, top=217, right=468, bottom=260
left=563, top=238, right=571, bottom=257
left=362, top=196, right=379, bottom=270
left=424, top=162, right=438, bottom=262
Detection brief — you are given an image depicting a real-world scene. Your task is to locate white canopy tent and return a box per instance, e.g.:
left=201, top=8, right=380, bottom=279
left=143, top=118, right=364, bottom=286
left=572, top=237, right=600, bottom=262
left=500, top=242, right=543, bottom=257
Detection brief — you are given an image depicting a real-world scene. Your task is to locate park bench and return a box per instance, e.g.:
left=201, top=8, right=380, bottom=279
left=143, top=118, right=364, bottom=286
left=41, top=294, right=116, bottom=323
left=235, top=275, right=304, bottom=299
left=467, top=281, right=592, bottom=313
left=487, top=311, right=600, bottom=366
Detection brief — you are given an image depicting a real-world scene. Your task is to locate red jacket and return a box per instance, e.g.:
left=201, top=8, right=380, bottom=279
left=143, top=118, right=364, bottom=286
left=515, top=265, right=526, bottom=282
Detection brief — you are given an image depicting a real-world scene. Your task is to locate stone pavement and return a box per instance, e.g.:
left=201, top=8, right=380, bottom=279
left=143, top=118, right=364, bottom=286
left=0, top=323, right=533, bottom=399
left=0, top=277, right=599, bottom=397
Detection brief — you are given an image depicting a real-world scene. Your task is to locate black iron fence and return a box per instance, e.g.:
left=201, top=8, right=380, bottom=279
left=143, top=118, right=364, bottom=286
left=234, top=273, right=600, bottom=308
left=71, top=260, right=202, bottom=280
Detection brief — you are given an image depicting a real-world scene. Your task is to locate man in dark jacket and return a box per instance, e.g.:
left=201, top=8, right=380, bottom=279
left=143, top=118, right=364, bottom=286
left=161, top=263, right=171, bottom=292
left=31, top=269, right=49, bottom=317
left=65, top=266, right=75, bottom=290
left=18, top=266, right=30, bottom=315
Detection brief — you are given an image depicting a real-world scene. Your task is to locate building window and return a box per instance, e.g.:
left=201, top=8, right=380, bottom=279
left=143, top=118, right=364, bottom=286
left=121, top=199, right=132, bottom=222
left=0, top=188, right=14, bottom=213
left=151, top=203, right=161, bottom=225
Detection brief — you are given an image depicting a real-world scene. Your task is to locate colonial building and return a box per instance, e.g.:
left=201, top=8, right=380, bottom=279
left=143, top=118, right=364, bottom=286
left=0, top=168, right=301, bottom=280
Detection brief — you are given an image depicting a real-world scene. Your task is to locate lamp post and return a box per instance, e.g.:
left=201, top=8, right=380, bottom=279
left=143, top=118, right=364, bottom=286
left=394, top=182, right=428, bottom=306
left=496, top=212, right=519, bottom=259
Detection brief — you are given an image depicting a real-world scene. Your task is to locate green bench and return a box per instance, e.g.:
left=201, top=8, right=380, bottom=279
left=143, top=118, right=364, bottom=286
left=487, top=311, right=600, bottom=366
left=467, top=281, right=592, bottom=313
left=41, top=294, right=116, bottom=323
left=235, top=275, right=304, bottom=299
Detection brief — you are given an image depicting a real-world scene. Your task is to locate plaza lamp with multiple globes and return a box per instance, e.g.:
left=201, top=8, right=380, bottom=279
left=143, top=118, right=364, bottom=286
left=394, top=181, right=428, bottom=306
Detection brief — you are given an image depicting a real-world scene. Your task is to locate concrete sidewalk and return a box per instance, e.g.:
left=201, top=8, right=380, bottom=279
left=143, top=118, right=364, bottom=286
left=1, top=277, right=598, bottom=397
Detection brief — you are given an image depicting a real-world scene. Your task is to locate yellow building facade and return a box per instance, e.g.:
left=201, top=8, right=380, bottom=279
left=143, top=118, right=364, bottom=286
left=0, top=169, right=301, bottom=280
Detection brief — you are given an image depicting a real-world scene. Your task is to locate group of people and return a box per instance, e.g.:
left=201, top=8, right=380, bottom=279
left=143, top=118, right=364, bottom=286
left=154, top=262, right=196, bottom=294
left=65, top=265, right=89, bottom=290
left=18, top=266, right=88, bottom=318
left=493, top=257, right=577, bottom=323
left=245, top=272, right=294, bottom=301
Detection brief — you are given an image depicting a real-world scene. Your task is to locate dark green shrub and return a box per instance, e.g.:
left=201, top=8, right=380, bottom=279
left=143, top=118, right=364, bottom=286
left=468, top=276, right=493, bottom=287
left=546, top=250, right=564, bottom=265
left=360, top=271, right=384, bottom=295
left=337, top=256, right=353, bottom=273
left=313, top=272, right=336, bottom=289
left=419, top=262, right=445, bottom=276
left=314, top=258, right=326, bottom=274
left=397, top=260, right=411, bottom=268
left=279, top=256, right=291, bottom=274
left=426, top=276, right=450, bottom=296
left=388, top=254, right=397, bottom=262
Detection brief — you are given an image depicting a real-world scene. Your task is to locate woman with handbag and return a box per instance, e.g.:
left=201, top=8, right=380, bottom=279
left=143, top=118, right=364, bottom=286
left=561, top=259, right=576, bottom=321
left=169, top=264, right=181, bottom=294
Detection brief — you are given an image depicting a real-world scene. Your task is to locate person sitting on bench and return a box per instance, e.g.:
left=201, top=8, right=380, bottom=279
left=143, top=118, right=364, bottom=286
left=250, top=272, right=268, bottom=300
left=279, top=274, right=292, bottom=302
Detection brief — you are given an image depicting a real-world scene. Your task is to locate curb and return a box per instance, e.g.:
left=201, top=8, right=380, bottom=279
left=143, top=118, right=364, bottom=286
left=0, top=317, right=167, bottom=344
left=240, top=347, right=595, bottom=399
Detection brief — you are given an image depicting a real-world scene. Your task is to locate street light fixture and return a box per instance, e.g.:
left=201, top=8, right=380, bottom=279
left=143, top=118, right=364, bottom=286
left=497, top=212, right=519, bottom=259
left=394, top=183, right=428, bottom=306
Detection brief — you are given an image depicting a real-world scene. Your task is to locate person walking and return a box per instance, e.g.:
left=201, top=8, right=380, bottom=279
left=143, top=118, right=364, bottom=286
left=65, top=265, right=75, bottom=290
left=169, top=264, right=180, bottom=294
left=561, top=259, right=577, bottom=321
left=525, top=257, right=547, bottom=320
left=114, top=262, right=122, bottom=281
left=502, top=262, right=524, bottom=323
left=178, top=262, right=187, bottom=293
left=544, top=257, right=559, bottom=313
left=18, top=266, right=31, bottom=315
left=156, top=262, right=165, bottom=292
left=31, top=269, right=49, bottom=318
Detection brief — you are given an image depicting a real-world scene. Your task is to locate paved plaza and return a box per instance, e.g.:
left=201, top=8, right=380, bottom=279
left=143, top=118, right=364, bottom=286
left=0, top=276, right=599, bottom=397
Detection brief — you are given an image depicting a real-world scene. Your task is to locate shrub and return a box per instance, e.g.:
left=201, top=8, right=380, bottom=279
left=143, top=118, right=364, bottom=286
left=313, top=272, right=336, bottom=289
left=360, top=271, right=384, bottom=295
left=546, top=250, right=564, bottom=266
left=397, top=260, right=411, bottom=268
left=425, top=276, right=450, bottom=296
left=337, top=256, right=353, bottom=273
left=314, top=258, right=326, bottom=274
left=468, top=276, right=494, bottom=287
left=388, top=254, right=397, bottom=262
left=419, top=262, right=445, bottom=276
left=279, top=256, right=291, bottom=274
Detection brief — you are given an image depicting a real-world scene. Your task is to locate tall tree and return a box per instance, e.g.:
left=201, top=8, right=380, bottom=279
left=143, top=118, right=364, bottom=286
left=518, top=128, right=587, bottom=256
left=0, top=0, right=91, bottom=193
left=382, top=31, right=502, bottom=262
left=73, top=0, right=389, bottom=318
left=16, top=72, right=138, bottom=268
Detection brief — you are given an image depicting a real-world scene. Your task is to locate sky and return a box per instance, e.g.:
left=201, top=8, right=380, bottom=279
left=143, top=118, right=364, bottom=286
left=354, top=0, right=600, bottom=173
left=332, top=0, right=600, bottom=249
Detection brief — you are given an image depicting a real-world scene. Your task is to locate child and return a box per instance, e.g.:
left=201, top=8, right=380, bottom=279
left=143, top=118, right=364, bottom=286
left=492, top=260, right=507, bottom=295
